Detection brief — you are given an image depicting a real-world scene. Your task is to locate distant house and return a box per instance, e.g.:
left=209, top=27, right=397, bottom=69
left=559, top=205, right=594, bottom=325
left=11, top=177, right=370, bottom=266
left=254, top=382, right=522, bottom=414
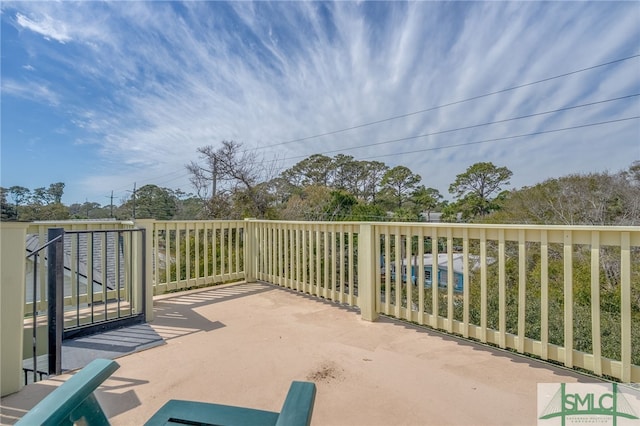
left=419, top=212, right=443, bottom=222
left=384, top=254, right=492, bottom=292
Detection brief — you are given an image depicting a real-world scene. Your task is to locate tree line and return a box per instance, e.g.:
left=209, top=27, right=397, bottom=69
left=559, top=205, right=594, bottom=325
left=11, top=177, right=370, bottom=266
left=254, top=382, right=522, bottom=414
left=0, top=183, right=203, bottom=222
left=185, top=140, right=514, bottom=222
left=2, top=140, right=638, bottom=226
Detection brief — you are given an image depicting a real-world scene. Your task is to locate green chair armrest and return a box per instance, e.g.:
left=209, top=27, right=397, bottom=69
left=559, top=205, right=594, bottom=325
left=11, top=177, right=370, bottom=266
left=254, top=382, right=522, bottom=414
left=275, top=381, right=316, bottom=426
left=17, top=358, right=119, bottom=426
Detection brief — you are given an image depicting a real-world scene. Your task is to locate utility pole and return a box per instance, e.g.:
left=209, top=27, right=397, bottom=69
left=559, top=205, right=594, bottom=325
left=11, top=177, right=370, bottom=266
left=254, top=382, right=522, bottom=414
left=132, top=183, right=137, bottom=220
left=105, top=191, right=115, bottom=219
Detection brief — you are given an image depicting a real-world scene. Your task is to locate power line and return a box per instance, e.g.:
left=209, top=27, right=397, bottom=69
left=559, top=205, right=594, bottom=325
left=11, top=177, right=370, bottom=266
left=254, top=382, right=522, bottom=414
left=256, top=53, right=640, bottom=149
left=108, top=167, right=191, bottom=195
left=271, top=93, right=640, bottom=162
left=360, top=116, right=640, bottom=160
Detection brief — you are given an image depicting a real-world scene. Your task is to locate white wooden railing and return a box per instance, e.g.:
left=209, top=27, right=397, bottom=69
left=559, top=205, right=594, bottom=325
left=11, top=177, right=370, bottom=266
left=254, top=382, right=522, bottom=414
left=141, top=220, right=246, bottom=295
left=1, top=219, right=638, bottom=396
left=246, top=220, right=639, bottom=383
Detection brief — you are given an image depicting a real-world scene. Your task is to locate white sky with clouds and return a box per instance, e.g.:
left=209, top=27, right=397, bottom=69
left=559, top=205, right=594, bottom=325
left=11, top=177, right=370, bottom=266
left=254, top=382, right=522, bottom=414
left=2, top=1, right=639, bottom=205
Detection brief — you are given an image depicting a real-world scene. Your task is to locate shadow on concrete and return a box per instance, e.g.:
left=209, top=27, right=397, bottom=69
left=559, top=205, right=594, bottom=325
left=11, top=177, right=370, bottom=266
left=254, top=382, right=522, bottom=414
left=153, top=281, right=606, bottom=384
left=61, top=323, right=165, bottom=372
left=380, top=315, right=604, bottom=383
left=96, top=374, right=150, bottom=418
left=261, top=282, right=362, bottom=315
left=0, top=382, right=62, bottom=425
left=0, top=371, right=150, bottom=425
left=148, top=282, right=275, bottom=341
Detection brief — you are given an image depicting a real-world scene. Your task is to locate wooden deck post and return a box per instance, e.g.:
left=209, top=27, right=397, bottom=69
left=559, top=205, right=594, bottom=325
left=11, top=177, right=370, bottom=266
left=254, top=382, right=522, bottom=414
left=358, top=223, right=378, bottom=322
left=1, top=223, right=28, bottom=396
left=244, top=219, right=257, bottom=283
left=135, top=220, right=155, bottom=322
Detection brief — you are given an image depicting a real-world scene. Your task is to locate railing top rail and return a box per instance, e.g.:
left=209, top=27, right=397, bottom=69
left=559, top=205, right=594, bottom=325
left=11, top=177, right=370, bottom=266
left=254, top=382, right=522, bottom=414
left=243, top=219, right=640, bottom=232
left=65, top=228, right=145, bottom=235
left=150, top=219, right=247, bottom=224
left=25, top=234, right=63, bottom=259
left=244, top=219, right=363, bottom=226
left=31, top=220, right=134, bottom=226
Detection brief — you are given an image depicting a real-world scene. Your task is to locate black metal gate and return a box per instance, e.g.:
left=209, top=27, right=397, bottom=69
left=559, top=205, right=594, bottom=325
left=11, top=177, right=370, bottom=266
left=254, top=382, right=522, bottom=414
left=45, top=227, right=147, bottom=376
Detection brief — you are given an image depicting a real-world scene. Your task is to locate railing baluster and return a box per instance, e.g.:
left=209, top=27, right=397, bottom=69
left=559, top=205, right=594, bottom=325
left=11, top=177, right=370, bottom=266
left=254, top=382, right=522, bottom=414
left=447, top=228, right=454, bottom=334
left=620, top=231, right=631, bottom=382
left=563, top=230, right=574, bottom=368
left=38, top=226, right=47, bottom=314
left=384, top=226, right=390, bottom=315
left=324, top=225, right=329, bottom=299
left=308, top=228, right=314, bottom=294
left=462, top=228, right=470, bottom=338
left=291, top=225, right=297, bottom=290
left=102, top=232, right=107, bottom=321
left=394, top=227, right=401, bottom=319
left=129, top=230, right=134, bottom=315
left=540, top=229, right=549, bottom=361
left=272, top=225, right=276, bottom=282
left=227, top=224, right=233, bottom=280
left=260, top=224, right=265, bottom=281
left=498, top=229, right=506, bottom=348
left=278, top=226, right=283, bottom=287
left=302, top=227, right=308, bottom=293
left=479, top=228, right=487, bottom=343
left=185, top=225, right=191, bottom=285
left=164, top=222, right=170, bottom=287
left=32, top=252, right=38, bottom=384
left=348, top=229, right=354, bottom=306
left=315, top=227, right=321, bottom=296
left=73, top=233, right=79, bottom=327
left=340, top=227, right=344, bottom=299
left=115, top=231, right=121, bottom=319
left=203, top=223, right=209, bottom=280
left=517, top=229, right=526, bottom=354
left=89, top=234, right=94, bottom=324
left=590, top=231, right=602, bottom=376
left=236, top=224, right=241, bottom=277
left=331, top=225, right=340, bottom=302
left=298, top=225, right=302, bottom=291
left=195, top=223, right=200, bottom=283
left=417, top=227, right=425, bottom=326
left=431, top=227, right=439, bottom=329
left=405, top=230, right=411, bottom=321
left=175, top=223, right=181, bottom=289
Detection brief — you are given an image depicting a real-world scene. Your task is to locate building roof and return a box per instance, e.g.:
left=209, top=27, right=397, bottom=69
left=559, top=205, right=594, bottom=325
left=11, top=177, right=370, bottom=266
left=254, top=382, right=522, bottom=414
left=25, top=232, right=121, bottom=302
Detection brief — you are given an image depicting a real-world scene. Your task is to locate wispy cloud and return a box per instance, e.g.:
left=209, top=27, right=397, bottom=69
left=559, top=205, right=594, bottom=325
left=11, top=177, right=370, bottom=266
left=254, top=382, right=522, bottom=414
left=16, top=12, right=72, bottom=43
left=1, top=79, right=60, bottom=106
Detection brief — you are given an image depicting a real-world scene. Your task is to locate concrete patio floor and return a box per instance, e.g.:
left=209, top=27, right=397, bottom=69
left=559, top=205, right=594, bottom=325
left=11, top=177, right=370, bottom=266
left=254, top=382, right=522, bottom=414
left=1, top=282, right=601, bottom=425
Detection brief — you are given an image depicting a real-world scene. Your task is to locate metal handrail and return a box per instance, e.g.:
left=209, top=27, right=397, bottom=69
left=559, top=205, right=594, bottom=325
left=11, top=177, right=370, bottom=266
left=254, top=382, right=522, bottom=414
left=26, top=234, right=64, bottom=259
left=25, top=233, right=64, bottom=384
